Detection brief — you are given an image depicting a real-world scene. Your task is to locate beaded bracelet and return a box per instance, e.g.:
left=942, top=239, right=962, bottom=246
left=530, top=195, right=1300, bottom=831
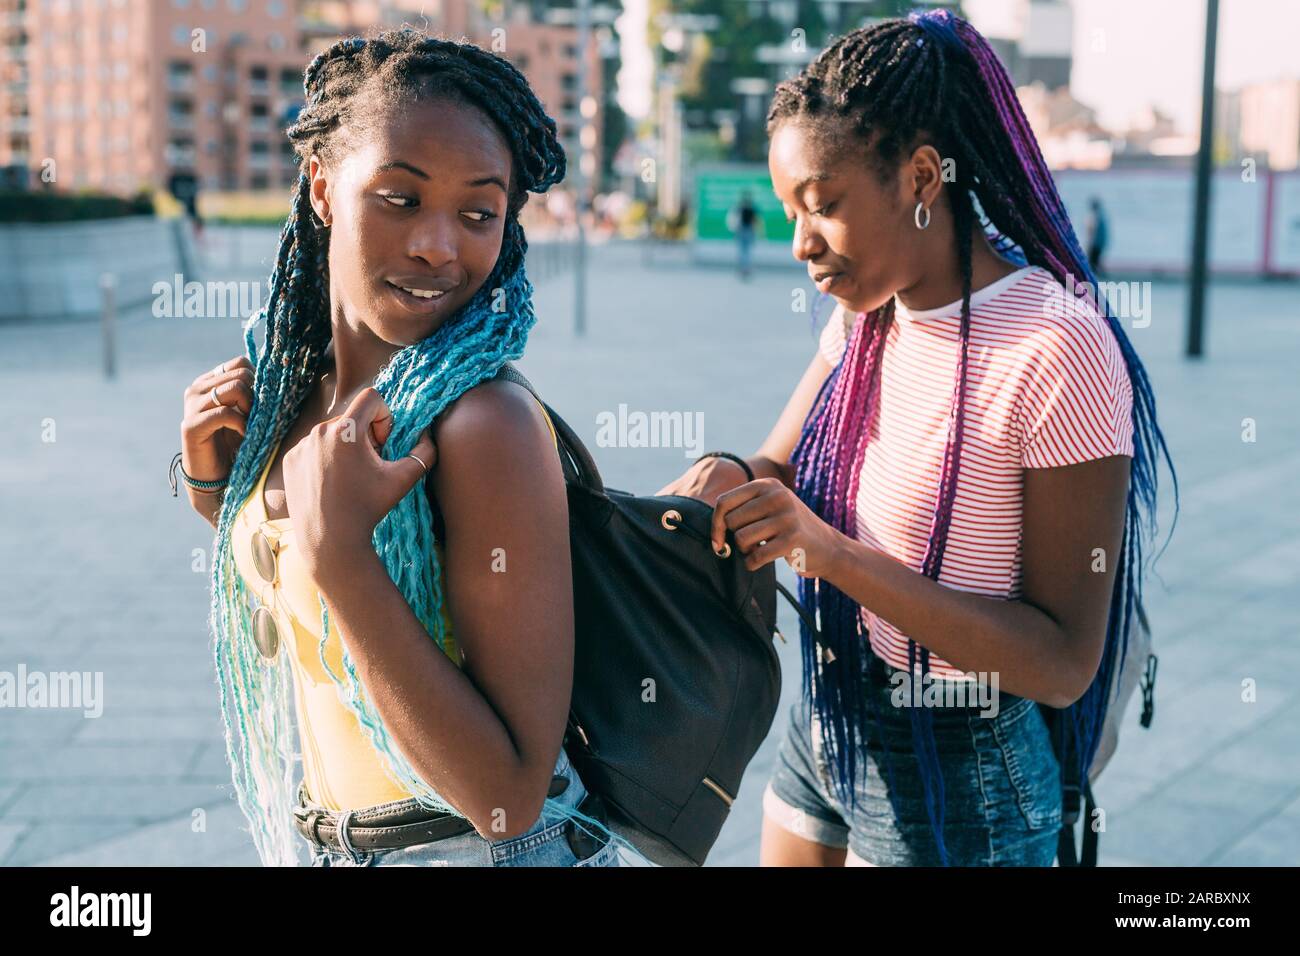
left=169, top=451, right=229, bottom=497
left=696, top=450, right=755, bottom=482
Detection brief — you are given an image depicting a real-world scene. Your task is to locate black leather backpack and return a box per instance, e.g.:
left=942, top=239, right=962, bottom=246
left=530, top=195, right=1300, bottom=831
left=486, top=364, right=787, bottom=866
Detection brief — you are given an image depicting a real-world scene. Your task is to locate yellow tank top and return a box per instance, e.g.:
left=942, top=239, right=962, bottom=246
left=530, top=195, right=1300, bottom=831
left=228, top=395, right=557, bottom=812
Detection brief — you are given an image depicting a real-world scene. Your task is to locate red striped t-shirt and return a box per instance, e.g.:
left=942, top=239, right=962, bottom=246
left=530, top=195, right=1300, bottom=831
left=816, top=265, right=1134, bottom=680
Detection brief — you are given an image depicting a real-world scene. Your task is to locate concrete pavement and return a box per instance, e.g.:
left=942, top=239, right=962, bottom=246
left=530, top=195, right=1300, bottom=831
left=0, top=240, right=1296, bottom=866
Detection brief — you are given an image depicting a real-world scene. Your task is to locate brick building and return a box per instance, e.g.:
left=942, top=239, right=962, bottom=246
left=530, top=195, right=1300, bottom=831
left=0, top=0, right=602, bottom=195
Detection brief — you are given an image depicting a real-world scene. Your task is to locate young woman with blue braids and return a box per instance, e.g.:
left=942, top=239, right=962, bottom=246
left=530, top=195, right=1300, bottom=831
left=660, top=10, right=1174, bottom=866
left=176, top=30, right=619, bottom=867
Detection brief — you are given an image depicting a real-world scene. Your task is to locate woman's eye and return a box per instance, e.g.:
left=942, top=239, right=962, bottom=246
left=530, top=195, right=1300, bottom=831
left=461, top=210, right=496, bottom=223
left=812, top=202, right=835, bottom=217
left=379, top=193, right=416, bottom=208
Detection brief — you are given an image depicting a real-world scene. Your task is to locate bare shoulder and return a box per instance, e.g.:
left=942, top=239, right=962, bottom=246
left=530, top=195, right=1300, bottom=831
left=430, top=376, right=558, bottom=479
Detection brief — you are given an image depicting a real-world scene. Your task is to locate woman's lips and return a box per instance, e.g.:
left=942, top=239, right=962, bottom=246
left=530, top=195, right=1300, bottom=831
left=814, top=272, right=843, bottom=294
left=386, top=280, right=449, bottom=315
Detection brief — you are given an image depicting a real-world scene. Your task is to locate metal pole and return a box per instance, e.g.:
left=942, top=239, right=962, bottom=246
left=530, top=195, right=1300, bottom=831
left=573, top=0, right=591, bottom=337
left=1186, top=0, right=1219, bottom=359
left=99, top=272, right=116, bottom=380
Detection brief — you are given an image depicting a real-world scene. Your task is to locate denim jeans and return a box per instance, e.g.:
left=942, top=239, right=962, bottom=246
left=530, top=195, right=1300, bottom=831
left=764, top=652, right=1062, bottom=866
left=305, top=748, right=620, bottom=867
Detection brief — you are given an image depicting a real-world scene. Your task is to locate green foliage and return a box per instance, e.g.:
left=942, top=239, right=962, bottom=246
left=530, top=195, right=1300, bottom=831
left=0, top=189, right=155, bottom=223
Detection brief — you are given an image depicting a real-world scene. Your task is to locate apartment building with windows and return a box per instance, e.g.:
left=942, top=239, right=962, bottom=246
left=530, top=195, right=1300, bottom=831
left=0, top=0, right=602, bottom=195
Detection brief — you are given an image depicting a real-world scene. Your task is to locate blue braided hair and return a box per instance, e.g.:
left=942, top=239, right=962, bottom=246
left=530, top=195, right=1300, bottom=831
left=769, top=10, right=1178, bottom=865
left=206, top=29, right=617, bottom=865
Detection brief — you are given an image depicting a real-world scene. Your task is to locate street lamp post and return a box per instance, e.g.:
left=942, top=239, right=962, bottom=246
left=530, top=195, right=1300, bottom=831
left=1186, top=0, right=1219, bottom=358
left=573, top=0, right=591, bottom=338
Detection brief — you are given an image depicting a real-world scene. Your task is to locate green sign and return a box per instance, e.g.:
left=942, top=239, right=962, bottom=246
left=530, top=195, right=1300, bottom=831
left=693, top=166, right=795, bottom=242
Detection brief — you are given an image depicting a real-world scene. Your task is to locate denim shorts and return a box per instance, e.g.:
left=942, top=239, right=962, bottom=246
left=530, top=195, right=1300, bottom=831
left=306, top=748, right=620, bottom=867
left=764, top=652, right=1062, bottom=866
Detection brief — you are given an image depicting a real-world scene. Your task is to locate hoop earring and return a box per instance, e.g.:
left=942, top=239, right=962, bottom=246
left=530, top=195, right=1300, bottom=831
left=914, top=201, right=930, bottom=230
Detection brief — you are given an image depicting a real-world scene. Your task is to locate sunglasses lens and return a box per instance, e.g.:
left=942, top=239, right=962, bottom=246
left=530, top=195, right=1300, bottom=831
left=252, top=605, right=280, bottom=659
left=252, top=531, right=277, bottom=583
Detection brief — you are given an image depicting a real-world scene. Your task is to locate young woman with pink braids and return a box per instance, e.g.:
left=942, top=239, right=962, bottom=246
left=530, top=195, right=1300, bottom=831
left=659, top=10, right=1173, bottom=867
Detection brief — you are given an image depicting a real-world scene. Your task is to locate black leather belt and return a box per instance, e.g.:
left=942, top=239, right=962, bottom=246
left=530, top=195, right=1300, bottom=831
left=293, top=775, right=609, bottom=860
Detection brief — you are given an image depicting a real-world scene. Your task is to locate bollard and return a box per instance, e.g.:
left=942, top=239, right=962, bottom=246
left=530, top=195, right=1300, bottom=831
left=99, top=272, right=117, bottom=380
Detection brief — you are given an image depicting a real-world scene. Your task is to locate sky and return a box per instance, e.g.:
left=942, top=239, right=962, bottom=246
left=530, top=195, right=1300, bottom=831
left=976, top=0, right=1300, bottom=134
left=618, top=0, right=1300, bottom=134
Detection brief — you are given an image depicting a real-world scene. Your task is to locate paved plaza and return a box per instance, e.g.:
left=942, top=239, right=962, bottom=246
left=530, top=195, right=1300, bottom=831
left=0, top=238, right=1296, bottom=866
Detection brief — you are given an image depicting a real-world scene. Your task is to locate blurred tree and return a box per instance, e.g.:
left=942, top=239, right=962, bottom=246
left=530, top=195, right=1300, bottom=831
left=671, top=0, right=948, bottom=161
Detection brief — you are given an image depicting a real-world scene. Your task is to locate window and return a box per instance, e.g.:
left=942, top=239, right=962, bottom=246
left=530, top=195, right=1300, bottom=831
left=167, top=61, right=194, bottom=91
left=166, top=137, right=196, bottom=165
left=168, top=98, right=194, bottom=127
left=249, top=101, right=270, bottom=131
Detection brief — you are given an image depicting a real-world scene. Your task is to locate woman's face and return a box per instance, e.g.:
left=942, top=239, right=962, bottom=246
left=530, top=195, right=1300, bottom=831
left=768, top=119, right=923, bottom=315
left=309, top=97, right=513, bottom=348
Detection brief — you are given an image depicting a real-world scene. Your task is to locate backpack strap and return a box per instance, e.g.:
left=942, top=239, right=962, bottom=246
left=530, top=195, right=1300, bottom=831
left=494, top=362, right=603, bottom=493
left=1080, top=780, right=1099, bottom=866
left=1056, top=779, right=1100, bottom=867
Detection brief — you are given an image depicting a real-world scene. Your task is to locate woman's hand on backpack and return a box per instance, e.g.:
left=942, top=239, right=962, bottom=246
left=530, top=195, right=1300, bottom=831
left=655, top=456, right=751, bottom=507
left=282, top=386, right=436, bottom=584
left=180, top=355, right=252, bottom=528
left=711, top=477, right=846, bottom=578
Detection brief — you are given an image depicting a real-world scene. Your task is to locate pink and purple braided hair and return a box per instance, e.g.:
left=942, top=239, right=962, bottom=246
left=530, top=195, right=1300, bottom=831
left=772, top=9, right=1177, bottom=865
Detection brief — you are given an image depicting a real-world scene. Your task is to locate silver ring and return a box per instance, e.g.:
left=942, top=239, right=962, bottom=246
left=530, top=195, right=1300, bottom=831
left=209, top=387, right=224, bottom=409
left=406, top=452, right=429, bottom=473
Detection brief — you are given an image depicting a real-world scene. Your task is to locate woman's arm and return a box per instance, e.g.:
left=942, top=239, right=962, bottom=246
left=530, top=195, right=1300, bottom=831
left=750, top=348, right=834, bottom=487
left=287, top=383, right=573, bottom=840
left=711, top=456, right=1131, bottom=708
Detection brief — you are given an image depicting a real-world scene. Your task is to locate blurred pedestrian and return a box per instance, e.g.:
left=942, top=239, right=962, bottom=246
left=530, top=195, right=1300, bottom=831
left=1085, top=196, right=1109, bottom=275
left=730, top=190, right=760, bottom=279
